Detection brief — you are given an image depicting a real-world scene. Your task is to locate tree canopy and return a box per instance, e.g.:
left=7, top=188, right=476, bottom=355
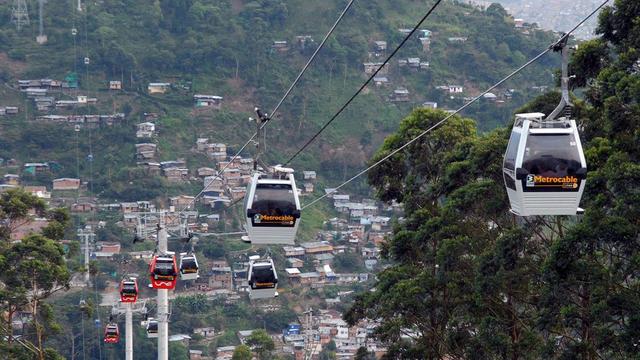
left=345, top=1, right=640, bottom=358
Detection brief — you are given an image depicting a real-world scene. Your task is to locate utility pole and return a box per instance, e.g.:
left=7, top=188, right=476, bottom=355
left=36, top=0, right=47, bottom=44
left=11, top=0, right=30, bottom=31
left=157, top=212, right=169, bottom=360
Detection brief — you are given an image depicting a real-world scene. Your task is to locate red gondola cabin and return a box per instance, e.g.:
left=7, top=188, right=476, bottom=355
left=103, top=323, right=120, bottom=343
left=119, top=279, right=138, bottom=303
left=149, top=254, right=178, bottom=290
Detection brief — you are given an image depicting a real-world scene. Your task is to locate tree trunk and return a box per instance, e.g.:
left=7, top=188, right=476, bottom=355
left=32, top=277, right=45, bottom=360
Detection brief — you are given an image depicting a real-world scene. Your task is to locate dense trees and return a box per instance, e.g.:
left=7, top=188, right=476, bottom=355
left=345, top=2, right=639, bottom=358
left=0, top=189, right=72, bottom=359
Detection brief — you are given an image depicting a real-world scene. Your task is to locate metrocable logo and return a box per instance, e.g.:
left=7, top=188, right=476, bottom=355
left=526, top=175, right=578, bottom=188
left=254, top=214, right=295, bottom=223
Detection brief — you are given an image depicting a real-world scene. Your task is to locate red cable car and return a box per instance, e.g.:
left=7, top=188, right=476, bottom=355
left=103, top=323, right=120, bottom=343
left=149, top=254, right=178, bottom=290
left=119, top=279, right=138, bottom=303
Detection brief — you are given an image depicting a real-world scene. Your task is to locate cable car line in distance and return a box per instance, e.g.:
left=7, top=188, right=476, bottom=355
left=176, top=0, right=357, bottom=217
left=282, top=0, right=445, bottom=166
left=300, top=0, right=610, bottom=211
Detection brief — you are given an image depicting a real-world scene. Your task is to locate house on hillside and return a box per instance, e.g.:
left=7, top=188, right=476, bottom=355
left=373, top=40, right=387, bottom=52
left=148, top=83, right=171, bottom=94
left=296, top=35, right=315, bottom=51
left=11, top=218, right=49, bottom=240
left=272, top=40, right=289, bottom=52
left=170, top=195, right=195, bottom=209
left=23, top=186, right=50, bottom=199
left=120, top=202, right=139, bottom=213
left=209, top=262, right=233, bottom=290
left=197, top=167, right=216, bottom=177
left=52, top=178, right=80, bottom=191
left=363, top=62, right=388, bottom=75
left=71, top=202, right=95, bottom=213
left=229, top=187, right=246, bottom=201
left=3, top=174, right=20, bottom=185
left=141, top=162, right=161, bottom=175
left=136, top=122, right=156, bottom=138
left=196, top=138, right=209, bottom=151
left=514, top=18, right=525, bottom=28
left=423, top=101, right=438, bottom=109
left=163, top=167, right=189, bottom=182
left=23, top=163, right=50, bottom=175
left=283, top=246, right=305, bottom=258
left=483, top=92, right=498, bottom=102
left=109, top=81, right=122, bottom=90
left=407, top=57, right=421, bottom=70
left=194, top=95, right=223, bottom=109
left=373, top=76, right=389, bottom=86
left=135, top=143, right=157, bottom=160
left=391, top=87, right=410, bottom=102
left=301, top=241, right=334, bottom=255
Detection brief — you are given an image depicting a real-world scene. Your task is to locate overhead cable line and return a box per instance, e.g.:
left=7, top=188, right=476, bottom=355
left=178, top=0, right=356, bottom=215
left=300, top=0, right=610, bottom=211
left=283, top=0, right=444, bottom=166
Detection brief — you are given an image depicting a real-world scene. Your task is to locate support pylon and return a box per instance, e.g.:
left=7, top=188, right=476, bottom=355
left=36, top=0, right=47, bottom=44
left=11, top=0, right=30, bottom=31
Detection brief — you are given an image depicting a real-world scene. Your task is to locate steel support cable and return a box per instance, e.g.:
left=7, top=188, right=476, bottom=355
left=301, top=0, right=610, bottom=211
left=283, top=0, right=445, bottom=166
left=178, top=0, right=357, bottom=215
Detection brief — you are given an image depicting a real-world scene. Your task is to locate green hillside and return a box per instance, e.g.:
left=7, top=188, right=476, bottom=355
left=0, top=0, right=559, bottom=204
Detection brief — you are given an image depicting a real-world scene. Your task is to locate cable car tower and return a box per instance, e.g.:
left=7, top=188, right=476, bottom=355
left=110, top=299, right=147, bottom=360
left=11, top=0, right=30, bottom=31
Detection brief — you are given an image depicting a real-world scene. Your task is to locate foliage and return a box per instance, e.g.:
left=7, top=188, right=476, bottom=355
left=246, top=329, right=275, bottom=360
left=232, top=344, right=252, bottom=360
left=169, top=342, right=190, bottom=360
left=332, top=251, right=365, bottom=273
left=0, top=190, right=71, bottom=359
left=345, top=2, right=640, bottom=354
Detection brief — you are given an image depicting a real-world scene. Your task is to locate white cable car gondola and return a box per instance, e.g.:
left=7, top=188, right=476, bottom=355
left=502, top=39, right=587, bottom=216
left=503, top=112, right=587, bottom=216
left=146, top=318, right=158, bottom=338
left=245, top=167, right=301, bottom=245
left=247, top=258, right=278, bottom=300
left=179, top=253, right=199, bottom=280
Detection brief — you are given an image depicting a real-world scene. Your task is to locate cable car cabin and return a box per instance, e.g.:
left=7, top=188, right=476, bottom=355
left=119, top=279, right=138, bottom=303
left=149, top=254, right=178, bottom=290
left=179, top=253, right=199, bottom=280
left=146, top=319, right=158, bottom=338
left=503, top=113, right=587, bottom=216
left=245, top=173, right=301, bottom=245
left=247, top=258, right=278, bottom=300
left=103, top=323, right=120, bottom=344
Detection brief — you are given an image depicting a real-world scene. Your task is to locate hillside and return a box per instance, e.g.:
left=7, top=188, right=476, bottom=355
left=1, top=0, right=634, bottom=359
left=0, top=1, right=560, bottom=201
